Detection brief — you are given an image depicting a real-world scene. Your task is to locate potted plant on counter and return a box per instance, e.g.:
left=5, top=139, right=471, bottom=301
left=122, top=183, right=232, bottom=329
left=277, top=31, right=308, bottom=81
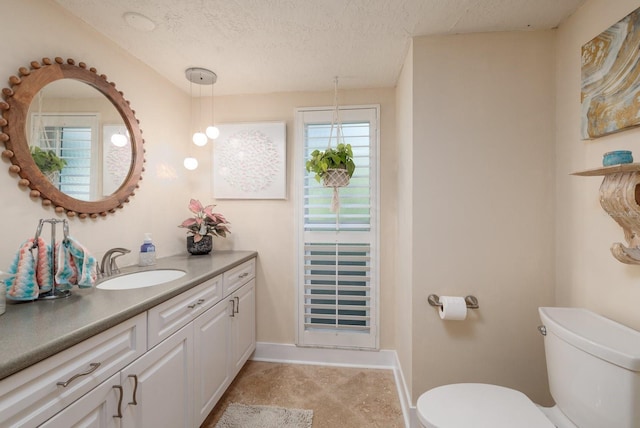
left=179, top=199, right=230, bottom=255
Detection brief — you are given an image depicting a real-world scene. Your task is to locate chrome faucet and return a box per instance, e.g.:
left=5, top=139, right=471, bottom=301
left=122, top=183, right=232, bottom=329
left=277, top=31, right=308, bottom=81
left=100, top=248, right=131, bottom=277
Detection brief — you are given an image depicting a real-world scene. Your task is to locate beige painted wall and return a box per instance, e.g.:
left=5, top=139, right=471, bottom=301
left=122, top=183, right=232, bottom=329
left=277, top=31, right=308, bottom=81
left=14, top=0, right=635, bottom=413
left=194, top=89, right=398, bottom=347
left=2, top=1, right=399, bottom=350
left=0, top=0, right=192, bottom=265
left=409, top=31, right=556, bottom=405
left=395, top=41, right=414, bottom=397
left=556, top=0, right=640, bottom=330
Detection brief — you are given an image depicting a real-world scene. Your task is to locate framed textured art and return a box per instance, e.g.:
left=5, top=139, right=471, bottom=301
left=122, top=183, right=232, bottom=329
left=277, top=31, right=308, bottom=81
left=213, top=121, right=286, bottom=199
left=581, top=7, right=640, bottom=139
left=102, top=124, right=131, bottom=196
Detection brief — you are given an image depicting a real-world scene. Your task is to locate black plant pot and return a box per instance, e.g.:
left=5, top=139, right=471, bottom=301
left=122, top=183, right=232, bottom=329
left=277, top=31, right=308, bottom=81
left=187, top=235, right=212, bottom=255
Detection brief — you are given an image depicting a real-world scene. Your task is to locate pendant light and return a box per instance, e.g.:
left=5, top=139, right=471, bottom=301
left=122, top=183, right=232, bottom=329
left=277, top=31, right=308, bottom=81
left=185, top=67, right=217, bottom=147
left=183, top=156, right=198, bottom=170
left=184, top=67, right=217, bottom=169
left=110, top=129, right=128, bottom=147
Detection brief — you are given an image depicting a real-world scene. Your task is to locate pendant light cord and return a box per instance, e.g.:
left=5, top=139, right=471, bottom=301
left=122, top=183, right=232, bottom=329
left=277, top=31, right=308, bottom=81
left=189, top=74, right=193, bottom=156
left=197, top=71, right=202, bottom=132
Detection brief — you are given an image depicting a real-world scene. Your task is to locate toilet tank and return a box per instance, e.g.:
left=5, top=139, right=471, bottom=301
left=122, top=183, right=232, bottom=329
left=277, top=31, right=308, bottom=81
left=539, top=307, right=640, bottom=428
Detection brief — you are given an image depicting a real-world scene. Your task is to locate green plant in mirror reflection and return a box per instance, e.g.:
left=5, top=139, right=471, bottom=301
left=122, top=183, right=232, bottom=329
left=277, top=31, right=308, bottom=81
left=30, top=146, right=66, bottom=173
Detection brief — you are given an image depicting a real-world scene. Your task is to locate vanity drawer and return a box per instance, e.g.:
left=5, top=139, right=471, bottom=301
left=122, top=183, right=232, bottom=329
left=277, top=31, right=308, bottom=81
left=147, top=274, right=222, bottom=348
left=0, top=312, right=146, bottom=428
left=223, top=258, right=256, bottom=296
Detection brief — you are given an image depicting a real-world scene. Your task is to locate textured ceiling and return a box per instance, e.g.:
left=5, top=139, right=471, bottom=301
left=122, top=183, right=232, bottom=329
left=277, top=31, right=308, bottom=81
left=53, top=0, right=585, bottom=95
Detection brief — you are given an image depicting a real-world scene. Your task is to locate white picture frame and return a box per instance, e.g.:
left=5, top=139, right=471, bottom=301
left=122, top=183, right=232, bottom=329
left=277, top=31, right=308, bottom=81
left=213, top=121, right=286, bottom=199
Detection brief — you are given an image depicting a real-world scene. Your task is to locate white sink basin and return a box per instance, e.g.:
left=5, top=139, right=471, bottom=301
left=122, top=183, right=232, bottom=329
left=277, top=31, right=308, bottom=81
left=97, top=269, right=186, bottom=290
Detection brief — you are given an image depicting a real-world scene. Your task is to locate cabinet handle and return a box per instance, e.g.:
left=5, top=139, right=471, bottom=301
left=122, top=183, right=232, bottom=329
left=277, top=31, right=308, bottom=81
left=56, top=362, right=101, bottom=387
left=234, top=296, right=240, bottom=314
left=229, top=299, right=235, bottom=317
left=113, top=385, right=123, bottom=418
left=128, top=374, right=138, bottom=405
left=238, top=272, right=249, bottom=279
left=188, top=298, right=206, bottom=309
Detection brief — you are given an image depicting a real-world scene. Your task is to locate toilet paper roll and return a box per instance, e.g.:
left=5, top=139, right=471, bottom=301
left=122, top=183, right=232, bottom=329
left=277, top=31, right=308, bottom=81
left=439, top=296, right=467, bottom=321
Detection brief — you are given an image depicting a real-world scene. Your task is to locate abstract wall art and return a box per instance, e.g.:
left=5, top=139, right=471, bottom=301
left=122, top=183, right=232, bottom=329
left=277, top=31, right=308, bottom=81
left=581, top=7, right=640, bottom=139
left=213, top=121, right=286, bottom=199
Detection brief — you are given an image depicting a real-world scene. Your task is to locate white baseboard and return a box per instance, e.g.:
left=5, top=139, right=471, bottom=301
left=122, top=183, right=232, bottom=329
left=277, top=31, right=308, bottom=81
left=252, top=342, right=414, bottom=427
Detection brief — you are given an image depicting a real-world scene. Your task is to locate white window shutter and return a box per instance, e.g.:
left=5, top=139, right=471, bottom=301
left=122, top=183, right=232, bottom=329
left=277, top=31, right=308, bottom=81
left=296, top=106, right=379, bottom=350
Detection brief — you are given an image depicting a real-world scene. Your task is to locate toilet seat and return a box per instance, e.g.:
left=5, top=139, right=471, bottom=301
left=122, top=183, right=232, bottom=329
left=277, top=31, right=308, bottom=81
left=417, top=383, right=556, bottom=428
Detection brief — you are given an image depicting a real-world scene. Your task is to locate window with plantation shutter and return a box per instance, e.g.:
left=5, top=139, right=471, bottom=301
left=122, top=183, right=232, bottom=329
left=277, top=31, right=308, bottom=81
left=30, top=113, right=98, bottom=201
left=296, top=106, right=379, bottom=349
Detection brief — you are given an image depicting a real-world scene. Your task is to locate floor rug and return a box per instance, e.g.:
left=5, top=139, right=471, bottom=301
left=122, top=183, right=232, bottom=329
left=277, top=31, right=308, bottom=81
left=215, top=403, right=313, bottom=428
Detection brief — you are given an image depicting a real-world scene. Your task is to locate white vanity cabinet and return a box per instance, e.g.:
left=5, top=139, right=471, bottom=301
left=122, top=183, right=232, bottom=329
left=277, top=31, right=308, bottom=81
left=229, top=278, right=256, bottom=376
left=147, top=275, right=223, bottom=349
left=40, top=323, right=194, bottom=428
left=120, top=324, right=194, bottom=428
left=193, top=295, right=231, bottom=425
left=0, top=256, right=256, bottom=428
left=193, top=259, right=256, bottom=427
left=0, top=313, right=146, bottom=428
left=39, top=373, right=121, bottom=428
left=223, top=259, right=255, bottom=296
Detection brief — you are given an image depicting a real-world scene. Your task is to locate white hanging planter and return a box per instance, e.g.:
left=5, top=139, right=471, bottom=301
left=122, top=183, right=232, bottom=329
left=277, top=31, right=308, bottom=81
left=44, top=171, right=59, bottom=186
left=322, top=168, right=350, bottom=188
left=323, top=168, right=351, bottom=213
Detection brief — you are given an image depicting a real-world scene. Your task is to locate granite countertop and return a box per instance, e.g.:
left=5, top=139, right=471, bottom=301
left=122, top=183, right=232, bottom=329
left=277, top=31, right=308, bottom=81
left=0, top=250, right=257, bottom=381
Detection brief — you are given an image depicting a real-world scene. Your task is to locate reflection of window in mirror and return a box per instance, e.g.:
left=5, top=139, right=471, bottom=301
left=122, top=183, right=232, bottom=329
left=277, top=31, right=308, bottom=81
left=29, top=113, right=99, bottom=201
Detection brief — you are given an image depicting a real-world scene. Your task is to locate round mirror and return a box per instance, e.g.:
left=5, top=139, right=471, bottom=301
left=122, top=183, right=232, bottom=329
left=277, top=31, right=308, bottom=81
left=0, top=57, right=144, bottom=218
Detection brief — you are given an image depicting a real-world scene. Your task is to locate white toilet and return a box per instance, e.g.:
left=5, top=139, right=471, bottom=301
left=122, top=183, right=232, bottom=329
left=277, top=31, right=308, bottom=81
left=416, top=307, right=640, bottom=428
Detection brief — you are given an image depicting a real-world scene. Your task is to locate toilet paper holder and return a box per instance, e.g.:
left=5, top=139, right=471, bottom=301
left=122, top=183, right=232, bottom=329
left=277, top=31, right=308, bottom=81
left=428, top=294, right=479, bottom=309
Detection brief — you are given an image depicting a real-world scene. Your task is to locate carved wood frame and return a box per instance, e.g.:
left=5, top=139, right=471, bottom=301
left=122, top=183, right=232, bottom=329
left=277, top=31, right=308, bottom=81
left=0, top=57, right=145, bottom=218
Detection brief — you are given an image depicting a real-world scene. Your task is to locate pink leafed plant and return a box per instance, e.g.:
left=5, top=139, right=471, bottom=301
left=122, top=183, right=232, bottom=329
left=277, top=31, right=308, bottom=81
left=179, top=199, right=230, bottom=242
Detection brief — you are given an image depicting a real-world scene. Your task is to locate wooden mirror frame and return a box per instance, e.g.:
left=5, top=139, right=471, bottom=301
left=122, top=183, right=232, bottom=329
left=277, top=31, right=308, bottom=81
left=0, top=57, right=145, bottom=218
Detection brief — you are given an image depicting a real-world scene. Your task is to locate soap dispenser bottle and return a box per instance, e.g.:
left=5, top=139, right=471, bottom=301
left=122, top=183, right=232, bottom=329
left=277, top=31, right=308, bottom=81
left=139, top=233, right=156, bottom=266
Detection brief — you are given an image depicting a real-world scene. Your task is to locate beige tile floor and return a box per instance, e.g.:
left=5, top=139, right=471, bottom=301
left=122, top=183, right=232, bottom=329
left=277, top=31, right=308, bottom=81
left=201, top=360, right=405, bottom=428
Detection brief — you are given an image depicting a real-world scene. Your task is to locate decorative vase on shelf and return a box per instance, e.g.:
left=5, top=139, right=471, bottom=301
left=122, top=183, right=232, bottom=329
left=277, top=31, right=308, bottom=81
left=187, top=235, right=213, bottom=255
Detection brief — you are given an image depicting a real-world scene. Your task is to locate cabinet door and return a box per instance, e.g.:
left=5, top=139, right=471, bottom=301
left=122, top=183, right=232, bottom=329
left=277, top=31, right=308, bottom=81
left=193, top=300, right=231, bottom=427
left=120, top=324, right=193, bottom=428
left=230, top=279, right=256, bottom=376
left=0, top=313, right=146, bottom=428
left=40, top=373, right=121, bottom=428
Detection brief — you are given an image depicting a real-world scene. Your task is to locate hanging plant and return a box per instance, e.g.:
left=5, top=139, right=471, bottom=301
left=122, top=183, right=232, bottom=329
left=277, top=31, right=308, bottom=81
left=30, top=146, right=66, bottom=174
left=305, top=77, right=356, bottom=212
left=305, top=142, right=355, bottom=186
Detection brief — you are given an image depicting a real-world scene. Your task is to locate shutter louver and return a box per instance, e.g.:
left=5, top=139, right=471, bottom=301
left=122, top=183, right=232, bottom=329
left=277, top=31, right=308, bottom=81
left=33, top=114, right=97, bottom=201
left=57, top=127, right=93, bottom=199
left=303, top=243, right=371, bottom=332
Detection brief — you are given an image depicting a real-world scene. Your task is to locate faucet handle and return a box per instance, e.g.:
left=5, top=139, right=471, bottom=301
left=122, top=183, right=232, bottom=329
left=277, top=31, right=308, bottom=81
left=109, top=251, right=129, bottom=275
left=110, top=247, right=131, bottom=255
left=100, top=247, right=131, bottom=277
